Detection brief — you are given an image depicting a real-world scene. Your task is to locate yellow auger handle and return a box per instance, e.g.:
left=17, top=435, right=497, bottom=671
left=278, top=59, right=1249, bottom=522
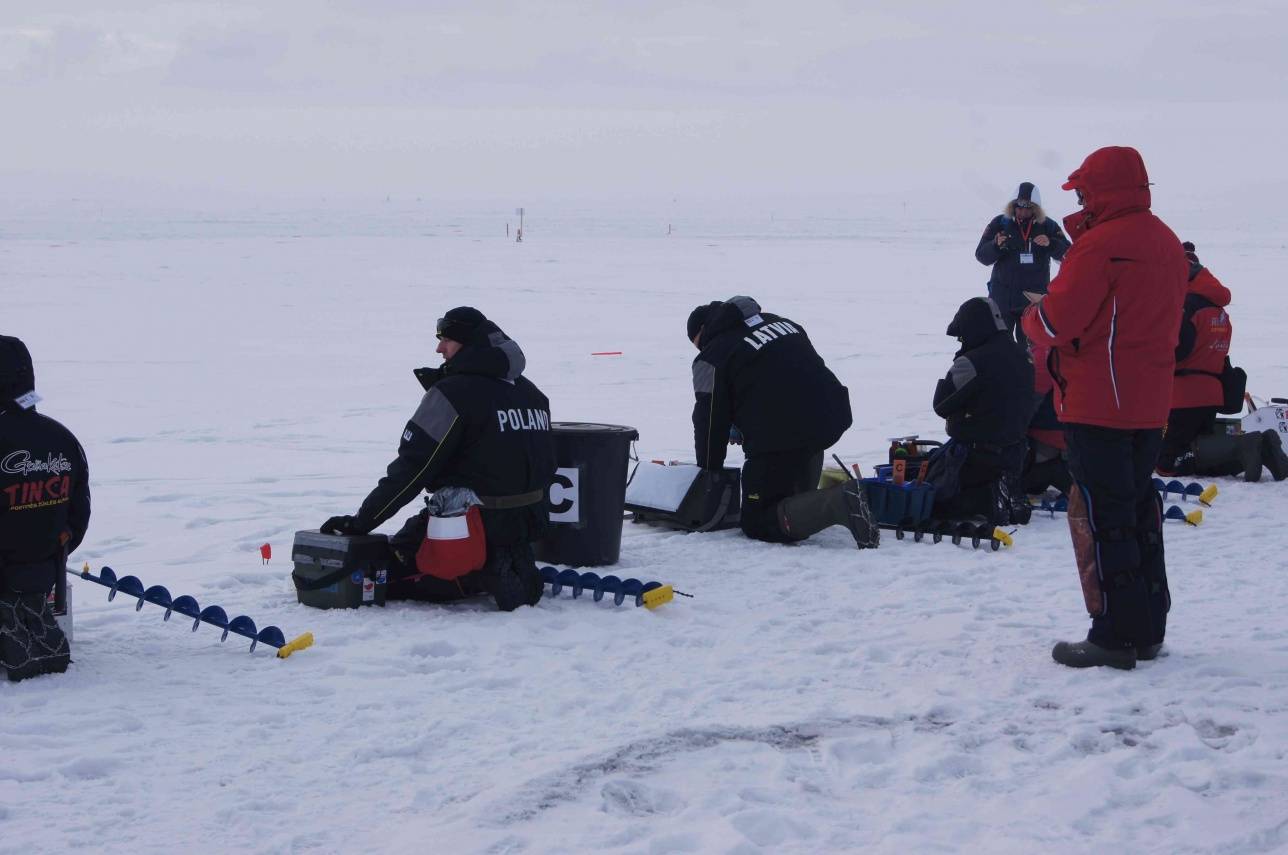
left=277, top=632, right=315, bottom=659
left=1199, top=484, right=1218, bottom=507
left=992, top=528, right=1014, bottom=548
left=642, top=585, right=674, bottom=610
left=1185, top=509, right=1203, bottom=527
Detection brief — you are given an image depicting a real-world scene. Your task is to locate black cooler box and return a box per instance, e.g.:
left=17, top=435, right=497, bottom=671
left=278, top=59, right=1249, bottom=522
left=625, top=462, right=741, bottom=532
left=291, top=530, right=389, bottom=609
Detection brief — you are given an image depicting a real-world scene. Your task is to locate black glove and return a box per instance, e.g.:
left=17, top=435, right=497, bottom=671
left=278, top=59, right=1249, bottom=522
left=320, top=515, right=369, bottom=536
left=413, top=366, right=444, bottom=391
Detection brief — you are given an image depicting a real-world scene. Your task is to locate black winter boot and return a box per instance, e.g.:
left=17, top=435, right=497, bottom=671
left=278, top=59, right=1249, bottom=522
left=1136, top=643, right=1163, bottom=661
left=1193, top=433, right=1263, bottom=482
left=1051, top=639, right=1137, bottom=670
left=482, top=545, right=543, bottom=612
left=777, top=481, right=879, bottom=548
left=1260, top=431, right=1288, bottom=481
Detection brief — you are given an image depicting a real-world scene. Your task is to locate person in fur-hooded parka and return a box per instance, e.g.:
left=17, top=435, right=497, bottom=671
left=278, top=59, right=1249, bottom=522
left=975, top=181, right=1071, bottom=345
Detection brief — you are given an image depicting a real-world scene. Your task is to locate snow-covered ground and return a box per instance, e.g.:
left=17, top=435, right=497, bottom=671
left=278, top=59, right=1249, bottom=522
left=4, top=202, right=1288, bottom=854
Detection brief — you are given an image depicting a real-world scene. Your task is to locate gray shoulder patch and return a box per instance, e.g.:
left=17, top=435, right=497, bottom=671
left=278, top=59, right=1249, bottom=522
left=497, top=338, right=526, bottom=380
left=692, top=359, right=716, bottom=394
left=984, top=297, right=1008, bottom=332
left=728, top=295, right=762, bottom=319
left=410, top=387, right=459, bottom=443
left=949, top=356, right=978, bottom=390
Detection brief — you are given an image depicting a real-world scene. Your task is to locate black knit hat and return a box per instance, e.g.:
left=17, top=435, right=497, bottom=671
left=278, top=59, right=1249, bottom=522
left=435, top=306, right=489, bottom=345
left=1014, top=181, right=1041, bottom=208
left=687, top=301, right=722, bottom=342
left=0, top=335, right=35, bottom=400
left=1182, top=241, right=1200, bottom=265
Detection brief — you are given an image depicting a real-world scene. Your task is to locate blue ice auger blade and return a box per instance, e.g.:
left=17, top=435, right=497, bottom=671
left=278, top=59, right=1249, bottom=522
left=1166, top=480, right=1186, bottom=500
left=573, top=571, right=597, bottom=599
left=97, top=566, right=118, bottom=586
left=619, top=578, right=643, bottom=607
left=539, top=566, right=559, bottom=592
left=1152, top=477, right=1167, bottom=498
left=1185, top=482, right=1205, bottom=499
left=115, top=575, right=146, bottom=608
left=1164, top=505, right=1186, bottom=521
left=171, top=595, right=202, bottom=630
left=555, top=569, right=581, bottom=597
left=257, top=626, right=286, bottom=649
left=143, top=585, right=173, bottom=620
left=595, top=575, right=621, bottom=604
left=199, top=605, right=230, bottom=641
left=227, top=616, right=259, bottom=652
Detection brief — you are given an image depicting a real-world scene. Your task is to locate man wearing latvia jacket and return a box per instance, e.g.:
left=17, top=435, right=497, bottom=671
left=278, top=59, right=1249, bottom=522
left=686, top=296, right=877, bottom=548
left=1021, top=146, right=1188, bottom=671
left=321, top=308, right=555, bottom=611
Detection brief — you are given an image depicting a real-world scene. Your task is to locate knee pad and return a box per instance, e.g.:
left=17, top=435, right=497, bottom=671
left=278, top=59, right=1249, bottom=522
left=1067, top=485, right=1141, bottom=618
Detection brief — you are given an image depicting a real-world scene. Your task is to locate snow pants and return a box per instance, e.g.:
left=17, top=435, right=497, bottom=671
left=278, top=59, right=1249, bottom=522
left=0, top=589, right=70, bottom=682
left=1064, top=424, right=1170, bottom=649
left=741, top=449, right=824, bottom=543
left=1157, top=406, right=1217, bottom=475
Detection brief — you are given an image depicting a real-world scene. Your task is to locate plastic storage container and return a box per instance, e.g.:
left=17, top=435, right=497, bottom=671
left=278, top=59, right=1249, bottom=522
left=534, top=423, right=639, bottom=567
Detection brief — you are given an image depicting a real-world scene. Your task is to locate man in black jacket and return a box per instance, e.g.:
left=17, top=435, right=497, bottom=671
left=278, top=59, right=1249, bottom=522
left=321, top=308, right=555, bottom=611
left=0, top=336, right=88, bottom=681
left=975, top=182, right=1071, bottom=346
left=687, top=296, right=877, bottom=548
left=931, top=297, right=1036, bottom=523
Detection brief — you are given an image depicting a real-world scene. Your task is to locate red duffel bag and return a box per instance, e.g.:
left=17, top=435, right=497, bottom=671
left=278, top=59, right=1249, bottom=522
left=415, top=506, right=487, bottom=580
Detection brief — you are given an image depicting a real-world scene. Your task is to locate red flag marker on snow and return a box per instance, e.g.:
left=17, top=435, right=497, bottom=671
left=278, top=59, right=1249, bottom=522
left=260, top=543, right=272, bottom=564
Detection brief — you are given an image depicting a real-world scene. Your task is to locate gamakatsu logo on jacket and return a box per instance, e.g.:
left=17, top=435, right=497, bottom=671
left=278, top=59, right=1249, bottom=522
left=1, top=450, right=73, bottom=477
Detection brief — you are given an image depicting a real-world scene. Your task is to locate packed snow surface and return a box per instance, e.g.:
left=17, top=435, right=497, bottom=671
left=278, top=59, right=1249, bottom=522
left=3, top=203, right=1288, bottom=854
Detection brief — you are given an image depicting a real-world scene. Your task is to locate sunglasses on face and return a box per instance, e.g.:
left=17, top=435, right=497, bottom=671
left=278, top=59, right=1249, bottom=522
left=435, top=318, right=448, bottom=340
left=1014, top=200, right=1034, bottom=209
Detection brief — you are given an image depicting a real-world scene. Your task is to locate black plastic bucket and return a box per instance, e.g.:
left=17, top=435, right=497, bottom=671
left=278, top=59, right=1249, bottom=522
left=534, top=422, right=639, bottom=567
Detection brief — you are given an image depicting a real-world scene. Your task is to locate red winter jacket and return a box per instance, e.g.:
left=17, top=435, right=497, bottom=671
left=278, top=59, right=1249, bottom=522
left=1171, top=266, right=1232, bottom=409
left=1021, top=147, right=1188, bottom=430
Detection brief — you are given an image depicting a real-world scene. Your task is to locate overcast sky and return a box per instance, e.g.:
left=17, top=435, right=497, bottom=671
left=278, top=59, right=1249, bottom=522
left=3, top=1, right=1285, bottom=207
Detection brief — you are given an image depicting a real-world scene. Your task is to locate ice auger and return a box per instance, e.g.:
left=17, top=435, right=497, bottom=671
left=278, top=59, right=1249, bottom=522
left=1152, top=478, right=1218, bottom=506
left=538, top=566, right=675, bottom=609
left=1031, top=494, right=1202, bottom=526
left=71, top=564, right=314, bottom=658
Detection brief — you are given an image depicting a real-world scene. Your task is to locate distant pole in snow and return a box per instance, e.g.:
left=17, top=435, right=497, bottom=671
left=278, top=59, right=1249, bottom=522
left=515, top=207, right=525, bottom=242
left=506, top=223, right=510, bottom=237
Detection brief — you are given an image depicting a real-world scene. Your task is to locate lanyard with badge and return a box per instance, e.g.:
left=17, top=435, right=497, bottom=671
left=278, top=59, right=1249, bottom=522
left=1017, top=217, right=1035, bottom=264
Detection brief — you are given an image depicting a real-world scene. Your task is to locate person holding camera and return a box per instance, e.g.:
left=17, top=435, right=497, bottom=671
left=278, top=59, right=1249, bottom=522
left=976, top=182, right=1071, bottom=346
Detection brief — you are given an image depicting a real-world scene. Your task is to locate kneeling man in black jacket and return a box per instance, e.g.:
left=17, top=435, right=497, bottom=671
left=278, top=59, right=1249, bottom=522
left=687, top=296, right=877, bottom=548
left=321, top=308, right=555, bottom=611
left=931, top=297, right=1036, bottom=524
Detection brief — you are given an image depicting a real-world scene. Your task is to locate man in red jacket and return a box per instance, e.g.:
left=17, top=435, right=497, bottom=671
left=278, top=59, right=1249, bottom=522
left=1022, top=146, right=1188, bottom=670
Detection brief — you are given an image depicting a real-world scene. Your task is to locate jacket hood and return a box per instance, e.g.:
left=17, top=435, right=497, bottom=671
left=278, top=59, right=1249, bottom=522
left=946, top=297, right=1008, bottom=349
left=0, top=334, right=35, bottom=401
left=1188, top=266, right=1231, bottom=308
left=444, top=321, right=527, bottom=381
left=1061, top=146, right=1151, bottom=236
left=698, top=295, right=763, bottom=347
